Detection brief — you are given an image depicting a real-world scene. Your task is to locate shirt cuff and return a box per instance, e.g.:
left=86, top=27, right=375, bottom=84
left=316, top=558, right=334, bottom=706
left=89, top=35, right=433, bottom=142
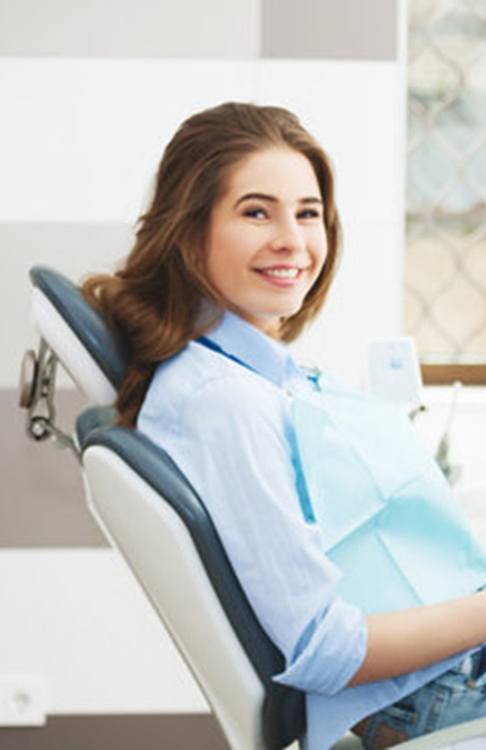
left=272, top=596, right=368, bottom=696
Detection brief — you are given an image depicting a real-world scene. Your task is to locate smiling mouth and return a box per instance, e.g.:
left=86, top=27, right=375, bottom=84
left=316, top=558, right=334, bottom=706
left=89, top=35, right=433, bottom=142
left=253, top=266, right=306, bottom=279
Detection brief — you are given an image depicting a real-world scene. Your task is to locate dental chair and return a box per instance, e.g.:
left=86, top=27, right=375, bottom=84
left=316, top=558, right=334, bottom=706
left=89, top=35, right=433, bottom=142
left=20, top=265, right=309, bottom=750
left=25, top=267, right=486, bottom=750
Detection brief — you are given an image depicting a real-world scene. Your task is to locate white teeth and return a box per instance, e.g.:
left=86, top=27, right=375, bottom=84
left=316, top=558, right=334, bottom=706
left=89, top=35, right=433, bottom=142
left=262, top=268, right=299, bottom=279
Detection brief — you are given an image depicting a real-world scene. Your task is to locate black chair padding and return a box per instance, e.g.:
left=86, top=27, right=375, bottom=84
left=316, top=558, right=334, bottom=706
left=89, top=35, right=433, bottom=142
left=30, top=265, right=128, bottom=388
left=79, top=409, right=306, bottom=749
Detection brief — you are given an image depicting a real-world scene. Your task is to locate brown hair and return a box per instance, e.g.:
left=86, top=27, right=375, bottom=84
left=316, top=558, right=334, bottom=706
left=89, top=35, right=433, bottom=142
left=81, top=101, right=342, bottom=427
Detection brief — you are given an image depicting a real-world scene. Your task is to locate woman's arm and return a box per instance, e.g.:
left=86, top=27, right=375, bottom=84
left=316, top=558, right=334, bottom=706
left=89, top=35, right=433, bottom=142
left=350, top=590, right=486, bottom=685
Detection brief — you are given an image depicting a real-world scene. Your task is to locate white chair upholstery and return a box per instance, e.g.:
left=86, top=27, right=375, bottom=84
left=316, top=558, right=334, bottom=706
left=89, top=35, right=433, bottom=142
left=397, top=717, right=486, bottom=748
left=83, top=443, right=269, bottom=748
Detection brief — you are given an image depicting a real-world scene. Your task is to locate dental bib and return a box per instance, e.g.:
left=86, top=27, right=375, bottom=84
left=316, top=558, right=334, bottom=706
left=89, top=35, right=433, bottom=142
left=292, top=375, right=486, bottom=614
left=195, top=334, right=486, bottom=615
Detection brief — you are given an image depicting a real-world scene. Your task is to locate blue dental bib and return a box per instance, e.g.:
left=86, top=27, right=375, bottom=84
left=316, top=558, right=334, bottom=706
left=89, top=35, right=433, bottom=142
left=291, top=377, right=486, bottom=615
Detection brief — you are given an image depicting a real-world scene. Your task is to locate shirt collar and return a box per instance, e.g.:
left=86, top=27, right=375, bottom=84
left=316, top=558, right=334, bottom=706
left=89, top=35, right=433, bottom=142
left=200, top=311, right=301, bottom=389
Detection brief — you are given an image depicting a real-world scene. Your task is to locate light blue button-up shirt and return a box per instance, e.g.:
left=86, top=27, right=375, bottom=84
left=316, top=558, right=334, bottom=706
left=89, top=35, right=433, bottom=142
left=137, top=311, right=466, bottom=749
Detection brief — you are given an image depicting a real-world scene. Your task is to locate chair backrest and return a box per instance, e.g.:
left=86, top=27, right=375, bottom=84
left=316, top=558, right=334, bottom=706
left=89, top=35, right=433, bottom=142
left=28, top=265, right=306, bottom=749
left=29, top=265, right=128, bottom=404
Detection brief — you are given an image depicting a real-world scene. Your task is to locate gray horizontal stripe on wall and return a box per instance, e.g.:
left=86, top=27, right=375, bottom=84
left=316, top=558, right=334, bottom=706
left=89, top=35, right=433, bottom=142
left=2, top=388, right=108, bottom=547
left=0, top=0, right=258, bottom=58
left=0, top=714, right=228, bottom=750
left=1, top=221, right=134, bottom=393
left=261, top=0, right=398, bottom=60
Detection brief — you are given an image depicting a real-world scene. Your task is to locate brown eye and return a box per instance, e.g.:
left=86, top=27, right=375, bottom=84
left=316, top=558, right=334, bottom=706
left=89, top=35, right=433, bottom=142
left=298, top=208, right=321, bottom=219
left=244, top=207, right=267, bottom=219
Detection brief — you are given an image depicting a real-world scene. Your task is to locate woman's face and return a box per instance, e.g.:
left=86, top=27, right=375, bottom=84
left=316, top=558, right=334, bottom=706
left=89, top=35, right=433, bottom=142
left=204, top=147, right=328, bottom=335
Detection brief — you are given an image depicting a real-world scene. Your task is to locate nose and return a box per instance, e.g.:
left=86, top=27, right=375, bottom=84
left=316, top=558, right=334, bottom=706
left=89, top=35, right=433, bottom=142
left=269, top=215, right=306, bottom=255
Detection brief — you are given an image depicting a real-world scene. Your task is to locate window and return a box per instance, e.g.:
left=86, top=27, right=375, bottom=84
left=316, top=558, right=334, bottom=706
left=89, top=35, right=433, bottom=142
left=406, top=0, right=486, bottom=384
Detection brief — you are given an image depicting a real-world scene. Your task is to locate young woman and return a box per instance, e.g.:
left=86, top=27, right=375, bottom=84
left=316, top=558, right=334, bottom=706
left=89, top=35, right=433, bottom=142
left=83, top=102, right=486, bottom=750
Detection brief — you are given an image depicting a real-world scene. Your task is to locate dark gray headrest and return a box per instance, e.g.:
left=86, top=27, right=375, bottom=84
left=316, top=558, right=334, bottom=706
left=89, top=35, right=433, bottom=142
left=30, top=265, right=128, bottom=388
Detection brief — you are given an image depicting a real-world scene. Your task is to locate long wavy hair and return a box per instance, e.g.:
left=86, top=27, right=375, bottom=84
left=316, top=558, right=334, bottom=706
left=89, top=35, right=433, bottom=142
left=81, top=101, right=342, bottom=427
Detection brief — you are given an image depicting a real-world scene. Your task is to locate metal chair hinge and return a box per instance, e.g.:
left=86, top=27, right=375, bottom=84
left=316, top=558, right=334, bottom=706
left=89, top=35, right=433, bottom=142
left=19, top=338, right=81, bottom=462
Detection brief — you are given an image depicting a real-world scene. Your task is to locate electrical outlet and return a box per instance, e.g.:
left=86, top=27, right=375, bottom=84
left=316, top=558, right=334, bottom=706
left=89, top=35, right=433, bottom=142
left=0, top=676, right=47, bottom=726
left=367, top=337, right=423, bottom=407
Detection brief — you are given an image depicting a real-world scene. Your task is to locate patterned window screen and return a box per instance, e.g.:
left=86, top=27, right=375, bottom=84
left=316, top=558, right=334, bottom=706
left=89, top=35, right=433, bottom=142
left=406, top=0, right=486, bottom=371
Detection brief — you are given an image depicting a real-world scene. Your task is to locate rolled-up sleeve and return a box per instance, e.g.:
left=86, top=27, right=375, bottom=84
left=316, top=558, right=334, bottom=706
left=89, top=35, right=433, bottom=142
left=273, top=595, right=367, bottom=695
left=139, top=372, right=368, bottom=697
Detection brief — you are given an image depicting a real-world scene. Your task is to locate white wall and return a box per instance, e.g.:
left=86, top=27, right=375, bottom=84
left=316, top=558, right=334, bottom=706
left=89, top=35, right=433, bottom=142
left=0, top=550, right=207, bottom=715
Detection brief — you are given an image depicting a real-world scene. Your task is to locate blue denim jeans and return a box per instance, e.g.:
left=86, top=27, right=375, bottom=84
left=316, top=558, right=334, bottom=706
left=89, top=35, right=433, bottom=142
left=360, top=645, right=486, bottom=749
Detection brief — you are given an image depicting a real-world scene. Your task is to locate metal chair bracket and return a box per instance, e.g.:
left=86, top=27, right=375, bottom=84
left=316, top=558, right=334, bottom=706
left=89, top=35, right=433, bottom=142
left=19, top=338, right=81, bottom=462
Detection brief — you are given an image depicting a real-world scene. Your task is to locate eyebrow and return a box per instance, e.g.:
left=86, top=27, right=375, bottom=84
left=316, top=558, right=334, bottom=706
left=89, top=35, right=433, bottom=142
left=233, top=192, right=323, bottom=208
